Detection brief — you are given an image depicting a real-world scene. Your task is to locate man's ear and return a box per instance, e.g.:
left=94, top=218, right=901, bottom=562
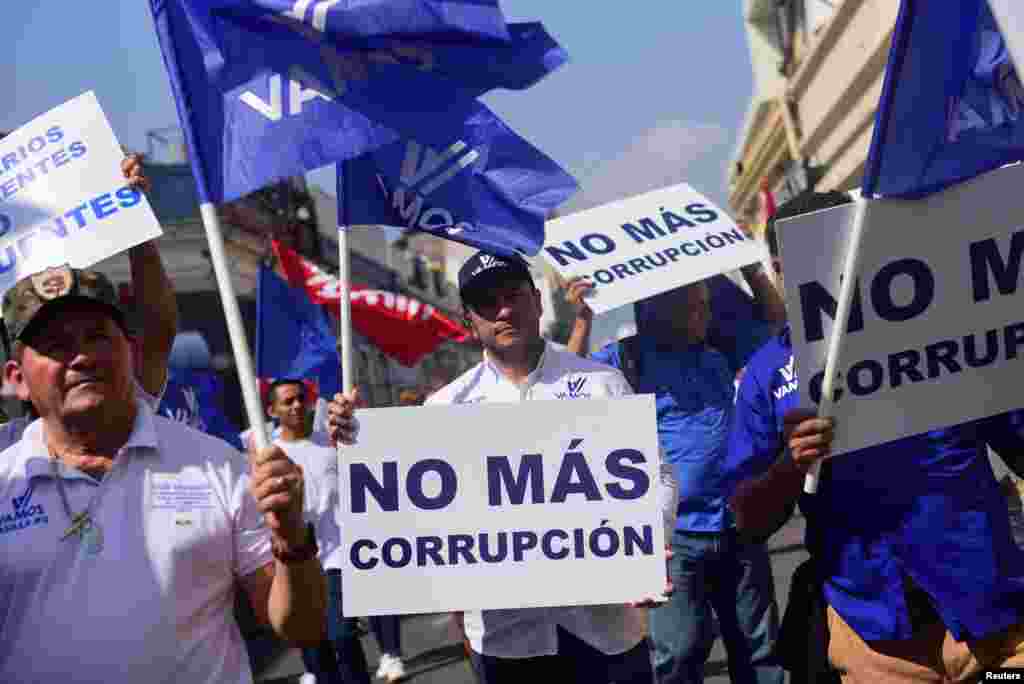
left=4, top=360, right=29, bottom=402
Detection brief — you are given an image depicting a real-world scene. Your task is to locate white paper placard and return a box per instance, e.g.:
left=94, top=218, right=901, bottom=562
left=778, top=162, right=1024, bottom=456
left=0, top=92, right=163, bottom=294
left=542, top=183, right=767, bottom=314
left=339, top=396, right=665, bottom=616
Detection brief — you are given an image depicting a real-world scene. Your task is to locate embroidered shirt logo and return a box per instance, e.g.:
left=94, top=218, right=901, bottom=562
left=778, top=356, right=795, bottom=383
left=555, top=376, right=591, bottom=399
left=1, top=481, right=48, bottom=535
left=773, top=355, right=799, bottom=401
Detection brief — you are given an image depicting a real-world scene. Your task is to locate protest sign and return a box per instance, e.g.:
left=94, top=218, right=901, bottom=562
left=778, top=162, right=1024, bottom=456
left=339, top=396, right=665, bottom=616
left=0, top=92, right=163, bottom=294
left=541, top=183, right=767, bottom=314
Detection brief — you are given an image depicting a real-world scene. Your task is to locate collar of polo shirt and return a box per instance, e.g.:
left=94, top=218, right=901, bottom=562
left=21, top=398, right=163, bottom=482
left=482, top=341, right=551, bottom=386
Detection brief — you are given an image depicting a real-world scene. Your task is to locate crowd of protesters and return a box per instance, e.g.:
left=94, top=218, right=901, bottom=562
left=2, top=155, right=1024, bottom=684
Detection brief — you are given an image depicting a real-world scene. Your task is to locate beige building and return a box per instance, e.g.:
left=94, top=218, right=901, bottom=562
left=729, top=0, right=899, bottom=223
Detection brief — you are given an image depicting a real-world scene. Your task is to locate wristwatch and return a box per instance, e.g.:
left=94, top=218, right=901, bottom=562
left=271, top=522, right=318, bottom=564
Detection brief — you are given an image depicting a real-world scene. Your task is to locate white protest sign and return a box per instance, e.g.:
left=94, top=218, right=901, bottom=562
left=340, top=396, right=665, bottom=616
left=778, top=162, right=1024, bottom=456
left=0, top=91, right=163, bottom=294
left=542, top=183, right=767, bottom=314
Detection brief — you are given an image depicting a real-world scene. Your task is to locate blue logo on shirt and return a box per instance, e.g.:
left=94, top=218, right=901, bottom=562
left=0, top=481, right=48, bottom=535
left=556, top=376, right=591, bottom=399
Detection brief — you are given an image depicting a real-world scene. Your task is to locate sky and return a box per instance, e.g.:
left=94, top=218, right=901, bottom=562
left=1, top=2, right=755, bottom=346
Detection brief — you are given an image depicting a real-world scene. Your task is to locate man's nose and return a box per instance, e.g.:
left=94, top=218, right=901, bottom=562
left=493, top=295, right=518, bottom=316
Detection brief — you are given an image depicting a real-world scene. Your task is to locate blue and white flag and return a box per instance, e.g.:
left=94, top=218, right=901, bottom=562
left=208, top=1, right=511, bottom=43
left=159, top=368, right=244, bottom=450
left=340, top=101, right=578, bottom=257
left=149, top=0, right=567, bottom=202
left=256, top=262, right=342, bottom=398
left=863, top=0, right=1024, bottom=198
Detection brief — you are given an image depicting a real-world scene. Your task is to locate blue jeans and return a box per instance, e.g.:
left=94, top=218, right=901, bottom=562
left=649, top=529, right=783, bottom=684
left=469, top=627, right=653, bottom=684
left=369, top=615, right=402, bottom=656
left=301, top=570, right=371, bottom=684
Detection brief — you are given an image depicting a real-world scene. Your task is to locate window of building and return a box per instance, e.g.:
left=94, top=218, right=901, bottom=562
left=805, top=0, right=838, bottom=36
left=432, top=267, right=448, bottom=297
left=410, top=255, right=428, bottom=290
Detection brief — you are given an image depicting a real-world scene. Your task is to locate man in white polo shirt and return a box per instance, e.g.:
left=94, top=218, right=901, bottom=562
left=0, top=266, right=326, bottom=682
left=328, top=251, right=678, bottom=683
left=265, top=378, right=371, bottom=684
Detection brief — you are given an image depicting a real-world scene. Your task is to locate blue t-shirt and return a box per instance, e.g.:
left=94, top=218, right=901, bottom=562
left=593, top=339, right=734, bottom=532
left=727, top=327, right=1024, bottom=641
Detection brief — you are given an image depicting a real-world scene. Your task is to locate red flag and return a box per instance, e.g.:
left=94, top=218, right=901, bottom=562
left=271, top=241, right=471, bottom=367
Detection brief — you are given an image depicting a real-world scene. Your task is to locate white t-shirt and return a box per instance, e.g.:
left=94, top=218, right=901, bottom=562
left=0, top=379, right=163, bottom=453
left=274, top=431, right=343, bottom=570
left=0, top=400, right=272, bottom=683
left=426, top=342, right=680, bottom=659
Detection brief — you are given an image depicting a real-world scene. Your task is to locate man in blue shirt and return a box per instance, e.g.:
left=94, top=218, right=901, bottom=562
left=593, top=262, right=786, bottom=684
left=728, top=193, right=1024, bottom=683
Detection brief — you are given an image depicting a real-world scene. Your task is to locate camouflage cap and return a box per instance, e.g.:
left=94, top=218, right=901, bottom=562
left=2, top=265, right=125, bottom=344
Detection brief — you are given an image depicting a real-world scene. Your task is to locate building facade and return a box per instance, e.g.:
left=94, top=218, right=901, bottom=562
left=729, top=0, right=898, bottom=223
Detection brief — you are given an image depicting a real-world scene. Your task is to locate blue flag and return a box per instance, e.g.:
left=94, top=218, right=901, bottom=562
left=863, top=0, right=1024, bottom=198
left=149, top=0, right=567, bottom=202
left=340, top=101, right=578, bottom=257
left=208, top=1, right=511, bottom=42
left=256, top=262, right=341, bottom=397
left=159, top=368, right=244, bottom=450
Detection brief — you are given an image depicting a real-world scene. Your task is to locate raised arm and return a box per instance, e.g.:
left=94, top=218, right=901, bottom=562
left=122, top=154, right=178, bottom=398
left=564, top=277, right=594, bottom=357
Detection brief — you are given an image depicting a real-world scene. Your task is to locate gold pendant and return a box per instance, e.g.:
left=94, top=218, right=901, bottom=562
left=61, top=512, right=90, bottom=541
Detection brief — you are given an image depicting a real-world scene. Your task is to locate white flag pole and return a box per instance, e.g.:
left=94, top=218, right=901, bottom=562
left=198, top=202, right=269, bottom=451
left=803, top=197, right=870, bottom=493
left=337, top=224, right=356, bottom=396
left=988, top=0, right=1024, bottom=80
left=337, top=161, right=356, bottom=397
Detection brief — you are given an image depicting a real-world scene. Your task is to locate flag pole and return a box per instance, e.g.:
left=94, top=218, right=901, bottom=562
left=989, top=0, right=1024, bottom=81
left=337, top=227, right=356, bottom=395
left=199, top=202, right=269, bottom=451
left=337, top=162, right=356, bottom=396
left=803, top=197, right=870, bottom=493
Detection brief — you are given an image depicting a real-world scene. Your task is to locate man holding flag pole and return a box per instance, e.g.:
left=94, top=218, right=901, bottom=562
left=728, top=2, right=1024, bottom=681
left=328, top=250, right=678, bottom=683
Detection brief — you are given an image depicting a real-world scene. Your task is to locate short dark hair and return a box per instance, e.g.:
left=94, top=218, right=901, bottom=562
left=266, top=378, right=306, bottom=408
left=765, top=190, right=852, bottom=257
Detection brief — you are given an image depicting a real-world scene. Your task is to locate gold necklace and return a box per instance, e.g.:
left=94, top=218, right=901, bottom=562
left=50, top=454, right=114, bottom=556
